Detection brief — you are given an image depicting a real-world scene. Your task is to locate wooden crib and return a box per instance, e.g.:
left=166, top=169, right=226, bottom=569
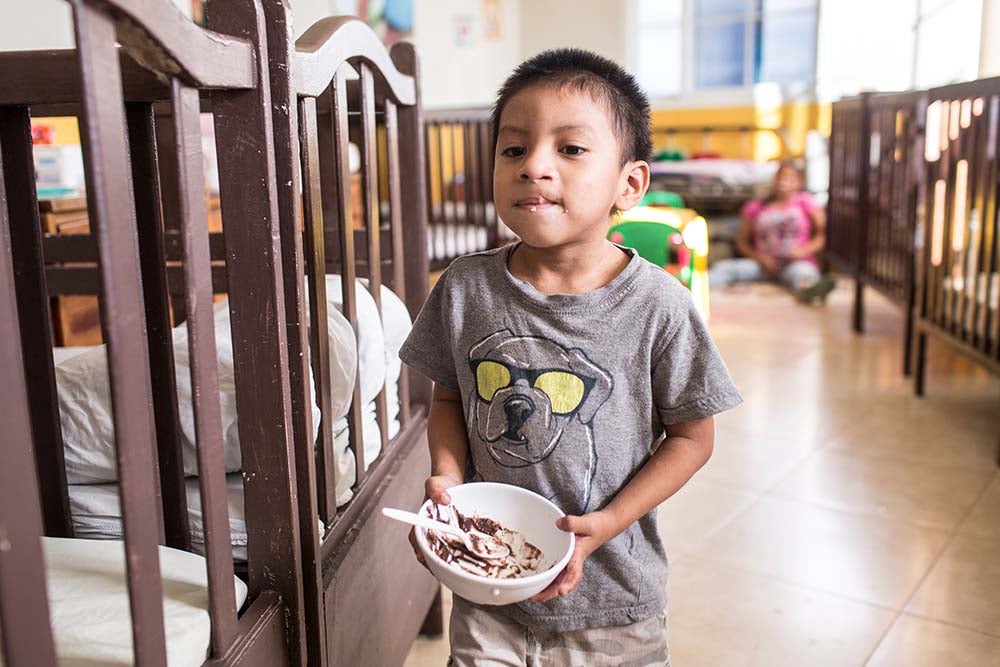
left=0, top=1, right=437, bottom=665
left=423, top=108, right=507, bottom=269
left=827, top=76, right=1000, bottom=421
left=828, top=90, right=926, bottom=375
left=913, top=77, right=1000, bottom=400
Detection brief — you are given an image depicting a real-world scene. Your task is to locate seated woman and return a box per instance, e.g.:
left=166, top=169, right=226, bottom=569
left=708, top=161, right=835, bottom=303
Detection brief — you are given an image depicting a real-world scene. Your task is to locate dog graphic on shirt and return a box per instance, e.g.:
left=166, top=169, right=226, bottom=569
left=467, top=330, right=613, bottom=514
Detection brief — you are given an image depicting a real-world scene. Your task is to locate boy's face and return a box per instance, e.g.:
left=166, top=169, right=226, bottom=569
left=493, top=85, right=648, bottom=251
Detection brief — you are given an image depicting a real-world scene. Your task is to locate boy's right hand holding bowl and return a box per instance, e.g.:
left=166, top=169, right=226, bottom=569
left=409, top=474, right=462, bottom=569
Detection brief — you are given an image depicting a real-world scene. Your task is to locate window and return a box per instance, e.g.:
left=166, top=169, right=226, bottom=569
left=633, top=0, right=819, bottom=98
left=635, top=1, right=684, bottom=97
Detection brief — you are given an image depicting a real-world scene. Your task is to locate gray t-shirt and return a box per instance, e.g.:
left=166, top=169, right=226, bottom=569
left=400, top=243, right=742, bottom=632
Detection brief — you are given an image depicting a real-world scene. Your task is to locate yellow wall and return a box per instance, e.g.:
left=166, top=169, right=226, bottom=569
left=31, top=117, right=80, bottom=145
left=650, top=102, right=830, bottom=161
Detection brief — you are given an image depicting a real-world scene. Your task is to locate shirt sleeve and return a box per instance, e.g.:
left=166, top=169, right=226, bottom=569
left=651, top=297, right=742, bottom=425
left=740, top=198, right=763, bottom=221
left=398, top=269, right=460, bottom=391
left=796, top=191, right=821, bottom=215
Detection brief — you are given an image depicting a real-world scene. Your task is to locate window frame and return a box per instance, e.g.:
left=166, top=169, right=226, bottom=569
left=628, top=0, right=821, bottom=107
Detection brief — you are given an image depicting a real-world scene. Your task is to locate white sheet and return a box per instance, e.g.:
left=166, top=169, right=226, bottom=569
left=67, top=410, right=392, bottom=560
left=427, top=220, right=517, bottom=261
left=0, top=537, right=248, bottom=667
left=57, top=278, right=411, bottom=485
left=649, top=158, right=779, bottom=187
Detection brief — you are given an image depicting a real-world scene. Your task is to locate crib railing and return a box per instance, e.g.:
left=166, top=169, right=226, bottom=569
left=828, top=76, right=1000, bottom=403
left=423, top=108, right=502, bottom=269
left=0, top=0, right=302, bottom=664
left=828, top=91, right=926, bottom=374
left=914, top=76, right=1000, bottom=394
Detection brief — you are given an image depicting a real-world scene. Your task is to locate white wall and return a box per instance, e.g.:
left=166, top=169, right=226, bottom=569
left=519, top=0, right=626, bottom=66
left=411, top=0, right=522, bottom=109
left=0, top=0, right=191, bottom=51
left=980, top=0, right=1000, bottom=76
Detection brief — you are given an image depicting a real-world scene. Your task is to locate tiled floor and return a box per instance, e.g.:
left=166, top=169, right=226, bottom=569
left=405, top=281, right=1000, bottom=667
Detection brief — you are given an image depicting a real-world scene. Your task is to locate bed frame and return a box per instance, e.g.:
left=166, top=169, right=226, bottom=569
left=827, top=77, right=1000, bottom=447
left=0, top=1, right=438, bottom=665
left=827, top=91, right=926, bottom=375
left=912, top=77, right=1000, bottom=402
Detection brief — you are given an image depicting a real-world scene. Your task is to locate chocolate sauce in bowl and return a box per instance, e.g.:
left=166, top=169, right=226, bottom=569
left=425, top=503, right=546, bottom=579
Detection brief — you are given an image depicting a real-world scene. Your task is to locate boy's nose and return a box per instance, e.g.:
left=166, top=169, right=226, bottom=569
left=518, top=152, right=555, bottom=181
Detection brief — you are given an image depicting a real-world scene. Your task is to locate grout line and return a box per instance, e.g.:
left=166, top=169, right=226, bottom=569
left=899, top=610, right=1000, bottom=640
left=859, top=476, right=998, bottom=666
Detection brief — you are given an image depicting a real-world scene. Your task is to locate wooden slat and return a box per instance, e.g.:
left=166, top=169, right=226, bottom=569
left=262, top=4, right=327, bottom=663
left=126, top=101, right=188, bottom=550
left=204, top=1, right=306, bottom=662
left=0, top=48, right=168, bottom=106
left=389, top=42, right=431, bottom=410
left=171, top=78, right=238, bottom=656
left=0, top=105, right=71, bottom=538
left=359, top=63, right=390, bottom=455
left=45, top=263, right=229, bottom=295
left=326, top=66, right=367, bottom=487
left=300, top=98, right=338, bottom=523
left=152, top=105, right=186, bottom=326
left=0, top=122, right=59, bottom=667
left=384, top=100, right=410, bottom=425
left=71, top=1, right=168, bottom=663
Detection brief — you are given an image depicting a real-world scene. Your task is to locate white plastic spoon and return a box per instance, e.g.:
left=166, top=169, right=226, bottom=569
left=382, top=506, right=511, bottom=560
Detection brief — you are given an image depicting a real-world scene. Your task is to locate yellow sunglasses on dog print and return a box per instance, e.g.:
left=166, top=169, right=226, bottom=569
left=471, top=359, right=593, bottom=415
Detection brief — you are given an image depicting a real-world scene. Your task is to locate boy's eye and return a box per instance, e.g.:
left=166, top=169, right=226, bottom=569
left=501, top=146, right=526, bottom=158
left=561, top=145, right=586, bottom=156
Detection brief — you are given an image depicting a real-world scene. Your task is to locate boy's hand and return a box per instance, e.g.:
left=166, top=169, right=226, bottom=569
left=530, top=509, right=619, bottom=602
left=408, top=474, right=463, bottom=570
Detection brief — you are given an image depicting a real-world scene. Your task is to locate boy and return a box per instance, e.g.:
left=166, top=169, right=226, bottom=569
left=399, top=48, right=741, bottom=666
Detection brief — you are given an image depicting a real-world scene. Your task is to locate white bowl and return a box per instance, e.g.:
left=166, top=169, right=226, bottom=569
left=414, top=482, right=575, bottom=606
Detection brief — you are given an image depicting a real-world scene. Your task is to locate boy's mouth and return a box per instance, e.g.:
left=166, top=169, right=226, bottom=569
left=513, top=196, right=562, bottom=212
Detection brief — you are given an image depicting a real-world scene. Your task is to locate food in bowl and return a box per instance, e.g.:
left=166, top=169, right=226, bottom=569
left=413, top=482, right=575, bottom=605
left=424, top=503, right=547, bottom=579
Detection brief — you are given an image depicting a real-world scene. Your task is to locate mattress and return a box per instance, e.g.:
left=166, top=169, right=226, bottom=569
left=427, top=218, right=516, bottom=261
left=57, top=277, right=411, bottom=485
left=67, top=409, right=392, bottom=560
left=0, top=536, right=248, bottom=667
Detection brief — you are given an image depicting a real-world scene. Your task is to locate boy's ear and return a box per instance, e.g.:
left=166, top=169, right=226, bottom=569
left=614, top=160, right=650, bottom=212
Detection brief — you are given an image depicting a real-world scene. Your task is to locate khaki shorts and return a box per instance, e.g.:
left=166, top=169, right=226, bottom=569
left=447, top=596, right=670, bottom=667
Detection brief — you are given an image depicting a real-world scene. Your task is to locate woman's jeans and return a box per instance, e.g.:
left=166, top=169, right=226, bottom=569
left=708, top=258, right=819, bottom=290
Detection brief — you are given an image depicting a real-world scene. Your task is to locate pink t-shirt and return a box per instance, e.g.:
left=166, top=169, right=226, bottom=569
left=741, top=192, right=820, bottom=263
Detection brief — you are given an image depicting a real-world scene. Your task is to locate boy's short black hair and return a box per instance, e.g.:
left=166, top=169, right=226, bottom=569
left=490, top=48, right=653, bottom=165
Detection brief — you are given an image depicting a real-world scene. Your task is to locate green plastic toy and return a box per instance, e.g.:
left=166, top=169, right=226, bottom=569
left=639, top=190, right=685, bottom=208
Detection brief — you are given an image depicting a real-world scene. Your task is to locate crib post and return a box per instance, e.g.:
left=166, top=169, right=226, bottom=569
left=262, top=1, right=328, bottom=664
left=70, top=0, right=170, bottom=661
left=390, top=41, right=431, bottom=411
left=384, top=99, right=412, bottom=424
left=0, top=127, right=59, bottom=667
left=126, top=101, right=190, bottom=551
left=204, top=0, right=307, bottom=662
left=359, top=62, right=391, bottom=453
left=0, top=106, right=72, bottom=538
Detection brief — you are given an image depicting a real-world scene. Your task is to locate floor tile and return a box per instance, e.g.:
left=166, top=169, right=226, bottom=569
left=667, top=558, right=896, bottom=667
left=694, top=495, right=951, bottom=608
left=959, top=476, right=1000, bottom=540
left=906, top=535, right=1000, bottom=637
left=868, top=614, right=1000, bottom=666
left=772, top=450, right=996, bottom=529
left=656, top=477, right=759, bottom=555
